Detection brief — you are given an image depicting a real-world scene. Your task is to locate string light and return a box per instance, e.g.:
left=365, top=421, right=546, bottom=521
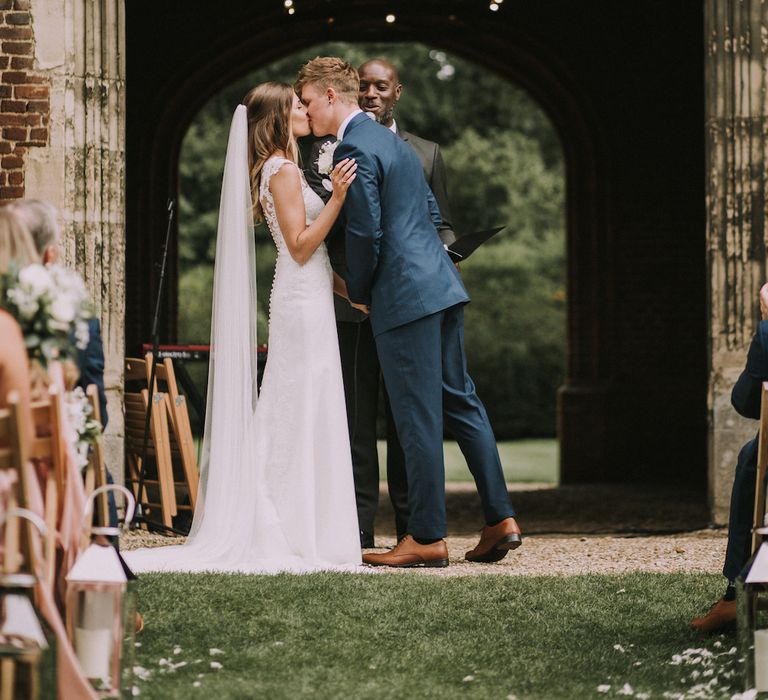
left=386, top=14, right=396, bottom=23
left=489, top=2, right=499, bottom=10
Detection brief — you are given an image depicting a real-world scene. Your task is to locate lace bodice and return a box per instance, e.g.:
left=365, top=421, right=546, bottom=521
left=259, top=156, right=325, bottom=252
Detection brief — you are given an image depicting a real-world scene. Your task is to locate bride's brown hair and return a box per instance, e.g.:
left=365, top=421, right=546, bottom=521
left=242, top=82, right=300, bottom=221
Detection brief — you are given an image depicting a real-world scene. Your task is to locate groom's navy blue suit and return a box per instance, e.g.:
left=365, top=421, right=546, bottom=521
left=334, top=112, right=515, bottom=538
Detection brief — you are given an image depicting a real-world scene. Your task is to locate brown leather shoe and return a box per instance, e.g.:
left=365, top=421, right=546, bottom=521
left=465, top=517, right=522, bottom=563
left=690, top=599, right=736, bottom=633
left=362, top=535, right=449, bottom=568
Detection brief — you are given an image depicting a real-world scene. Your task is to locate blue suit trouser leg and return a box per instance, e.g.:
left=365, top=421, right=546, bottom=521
left=376, top=312, right=446, bottom=539
left=724, top=438, right=759, bottom=581
left=440, top=304, right=514, bottom=524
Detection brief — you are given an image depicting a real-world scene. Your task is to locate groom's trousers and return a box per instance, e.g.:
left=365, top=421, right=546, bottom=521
left=375, top=303, right=515, bottom=540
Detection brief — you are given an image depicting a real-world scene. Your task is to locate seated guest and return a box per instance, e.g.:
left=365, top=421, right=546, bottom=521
left=9, top=199, right=117, bottom=528
left=692, top=282, right=768, bottom=632
left=0, top=206, right=37, bottom=270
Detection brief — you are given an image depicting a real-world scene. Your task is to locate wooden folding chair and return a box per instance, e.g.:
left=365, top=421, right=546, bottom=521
left=124, top=357, right=176, bottom=528
left=124, top=355, right=198, bottom=528
left=753, top=381, right=768, bottom=550
left=83, top=384, right=109, bottom=529
left=145, top=353, right=199, bottom=513
left=0, top=391, right=34, bottom=574
left=28, top=386, right=67, bottom=589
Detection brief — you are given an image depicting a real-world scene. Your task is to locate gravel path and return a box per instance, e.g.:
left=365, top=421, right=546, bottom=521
left=121, top=529, right=726, bottom=577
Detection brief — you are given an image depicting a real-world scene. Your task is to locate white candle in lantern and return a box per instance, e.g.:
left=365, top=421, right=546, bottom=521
left=754, top=629, right=768, bottom=691
left=74, top=590, right=114, bottom=681
left=75, top=628, right=112, bottom=680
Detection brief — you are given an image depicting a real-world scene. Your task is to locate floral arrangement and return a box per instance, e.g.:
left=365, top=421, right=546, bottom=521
left=64, top=387, right=102, bottom=472
left=316, top=139, right=339, bottom=176
left=0, top=263, right=93, bottom=367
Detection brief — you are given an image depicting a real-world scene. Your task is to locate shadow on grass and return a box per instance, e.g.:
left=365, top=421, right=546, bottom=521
left=133, top=572, right=739, bottom=699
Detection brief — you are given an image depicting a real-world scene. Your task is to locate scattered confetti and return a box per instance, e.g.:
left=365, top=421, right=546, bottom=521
left=462, top=675, right=475, bottom=682
left=210, top=661, right=223, bottom=670
left=614, top=644, right=627, bottom=653
left=618, top=683, right=634, bottom=696
left=597, top=686, right=611, bottom=694
left=173, top=646, right=182, bottom=655
left=209, top=648, right=225, bottom=656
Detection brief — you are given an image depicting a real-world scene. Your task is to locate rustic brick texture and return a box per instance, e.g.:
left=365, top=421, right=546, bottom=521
left=0, top=1, right=48, bottom=205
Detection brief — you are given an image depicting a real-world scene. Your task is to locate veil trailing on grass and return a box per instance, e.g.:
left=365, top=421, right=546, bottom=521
left=188, top=104, right=260, bottom=541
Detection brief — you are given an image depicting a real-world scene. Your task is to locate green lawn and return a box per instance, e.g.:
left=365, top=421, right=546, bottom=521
left=132, top=572, right=739, bottom=699
left=378, top=439, right=559, bottom=483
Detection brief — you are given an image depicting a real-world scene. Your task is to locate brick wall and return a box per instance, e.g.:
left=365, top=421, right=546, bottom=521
left=0, top=0, right=48, bottom=204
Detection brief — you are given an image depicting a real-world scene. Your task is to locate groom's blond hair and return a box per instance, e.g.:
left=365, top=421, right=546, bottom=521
left=295, top=57, right=359, bottom=105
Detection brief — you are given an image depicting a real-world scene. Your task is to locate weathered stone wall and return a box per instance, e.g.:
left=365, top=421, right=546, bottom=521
left=706, top=0, right=768, bottom=522
left=6, top=0, right=126, bottom=479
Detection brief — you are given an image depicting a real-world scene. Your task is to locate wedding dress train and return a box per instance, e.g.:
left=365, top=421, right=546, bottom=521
left=125, top=109, right=361, bottom=574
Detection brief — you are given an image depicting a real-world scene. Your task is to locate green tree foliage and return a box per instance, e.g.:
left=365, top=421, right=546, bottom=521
left=177, top=42, right=565, bottom=438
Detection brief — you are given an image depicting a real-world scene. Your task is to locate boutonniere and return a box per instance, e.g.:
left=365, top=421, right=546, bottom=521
left=316, top=139, right=340, bottom=176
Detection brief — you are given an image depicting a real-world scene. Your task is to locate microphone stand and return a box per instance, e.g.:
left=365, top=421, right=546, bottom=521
left=132, top=199, right=188, bottom=535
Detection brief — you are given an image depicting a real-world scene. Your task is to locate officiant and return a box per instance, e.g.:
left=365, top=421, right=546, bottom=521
left=304, top=58, right=456, bottom=547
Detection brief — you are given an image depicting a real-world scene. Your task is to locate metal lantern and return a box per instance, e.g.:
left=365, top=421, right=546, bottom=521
left=0, top=508, right=56, bottom=700
left=737, top=522, right=768, bottom=693
left=65, top=485, right=137, bottom=697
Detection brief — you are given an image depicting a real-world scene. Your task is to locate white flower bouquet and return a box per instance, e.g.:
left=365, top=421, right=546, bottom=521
left=64, top=386, right=102, bottom=472
left=0, top=263, right=93, bottom=367
left=316, top=139, right=339, bottom=176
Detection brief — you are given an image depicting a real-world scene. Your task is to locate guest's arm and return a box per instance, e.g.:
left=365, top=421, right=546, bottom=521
left=0, top=311, right=32, bottom=441
left=732, top=284, right=768, bottom=419
left=76, top=318, right=108, bottom=428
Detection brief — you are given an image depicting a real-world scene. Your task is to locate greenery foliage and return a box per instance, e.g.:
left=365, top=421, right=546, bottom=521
left=133, top=572, right=733, bottom=699
left=177, top=42, right=565, bottom=438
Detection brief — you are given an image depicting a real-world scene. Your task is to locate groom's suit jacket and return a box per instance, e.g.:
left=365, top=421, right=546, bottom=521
left=334, top=113, right=468, bottom=336
left=305, top=128, right=456, bottom=323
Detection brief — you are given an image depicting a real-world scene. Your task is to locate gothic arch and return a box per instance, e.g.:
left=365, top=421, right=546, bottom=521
left=126, top=0, right=705, bottom=484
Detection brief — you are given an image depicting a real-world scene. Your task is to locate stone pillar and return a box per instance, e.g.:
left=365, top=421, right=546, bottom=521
left=24, top=0, right=125, bottom=479
left=706, top=0, right=768, bottom=523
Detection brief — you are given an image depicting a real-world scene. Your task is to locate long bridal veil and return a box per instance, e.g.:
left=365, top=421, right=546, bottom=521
left=188, top=104, right=260, bottom=542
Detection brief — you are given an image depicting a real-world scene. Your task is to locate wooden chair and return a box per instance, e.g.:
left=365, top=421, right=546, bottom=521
left=753, top=381, right=768, bottom=550
left=28, top=387, right=67, bottom=589
left=124, top=357, right=176, bottom=528
left=0, top=391, right=34, bottom=574
left=124, top=355, right=198, bottom=528
left=145, top=353, right=199, bottom=513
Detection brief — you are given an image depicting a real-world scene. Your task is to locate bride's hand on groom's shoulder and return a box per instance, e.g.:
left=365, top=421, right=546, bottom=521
left=350, top=301, right=370, bottom=314
left=330, top=158, right=357, bottom=201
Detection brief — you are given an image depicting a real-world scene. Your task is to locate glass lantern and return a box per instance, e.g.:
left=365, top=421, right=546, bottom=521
left=0, top=508, right=56, bottom=700
left=737, top=525, right=768, bottom=694
left=65, top=485, right=136, bottom=698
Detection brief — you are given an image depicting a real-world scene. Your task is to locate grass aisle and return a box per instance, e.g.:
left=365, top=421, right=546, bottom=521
left=133, top=572, right=741, bottom=699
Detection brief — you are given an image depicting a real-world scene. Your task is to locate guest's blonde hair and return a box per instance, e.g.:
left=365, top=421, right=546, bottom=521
left=0, top=207, right=39, bottom=273
left=242, top=82, right=299, bottom=222
left=295, top=57, right=359, bottom=105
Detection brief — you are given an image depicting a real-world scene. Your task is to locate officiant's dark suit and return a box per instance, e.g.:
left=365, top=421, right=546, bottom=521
left=333, top=110, right=516, bottom=541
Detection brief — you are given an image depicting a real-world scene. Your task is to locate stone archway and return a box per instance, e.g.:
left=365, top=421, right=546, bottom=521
left=125, top=0, right=706, bottom=489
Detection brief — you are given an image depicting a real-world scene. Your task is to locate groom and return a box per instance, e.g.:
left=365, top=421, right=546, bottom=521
left=297, top=57, right=522, bottom=567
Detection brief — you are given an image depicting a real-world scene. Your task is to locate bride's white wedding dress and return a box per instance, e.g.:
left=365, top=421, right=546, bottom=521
left=125, top=111, right=361, bottom=574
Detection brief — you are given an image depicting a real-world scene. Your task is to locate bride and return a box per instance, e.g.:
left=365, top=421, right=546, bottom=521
left=126, top=82, right=362, bottom=573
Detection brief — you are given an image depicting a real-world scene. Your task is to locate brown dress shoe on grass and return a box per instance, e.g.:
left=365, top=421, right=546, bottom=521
left=690, top=599, right=736, bottom=633
left=465, top=517, right=522, bottom=563
left=362, top=535, right=449, bottom=568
